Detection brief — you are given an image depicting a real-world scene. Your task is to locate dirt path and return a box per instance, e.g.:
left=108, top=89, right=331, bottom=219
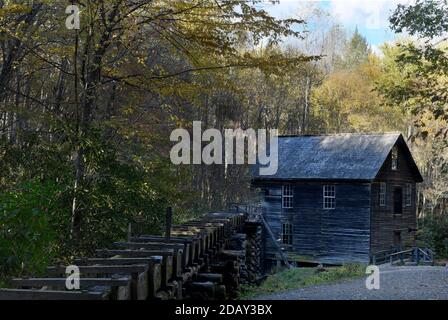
left=252, top=266, right=448, bottom=300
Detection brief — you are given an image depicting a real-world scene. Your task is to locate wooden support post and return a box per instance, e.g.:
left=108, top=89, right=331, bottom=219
left=166, top=207, right=172, bottom=240
left=127, top=223, right=132, bottom=242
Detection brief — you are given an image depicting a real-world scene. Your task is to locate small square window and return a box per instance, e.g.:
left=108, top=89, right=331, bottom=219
left=323, top=185, right=335, bottom=209
left=282, top=185, right=293, bottom=209
left=282, top=223, right=293, bottom=245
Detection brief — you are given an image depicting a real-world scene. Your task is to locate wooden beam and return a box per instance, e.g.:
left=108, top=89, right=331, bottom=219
left=47, top=265, right=148, bottom=275
left=165, top=207, right=172, bottom=240
left=11, top=277, right=131, bottom=288
left=113, top=241, right=184, bottom=250
left=0, top=288, right=109, bottom=300
left=75, top=257, right=160, bottom=266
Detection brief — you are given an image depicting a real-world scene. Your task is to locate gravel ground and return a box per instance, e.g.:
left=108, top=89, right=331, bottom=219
left=252, top=265, right=448, bottom=300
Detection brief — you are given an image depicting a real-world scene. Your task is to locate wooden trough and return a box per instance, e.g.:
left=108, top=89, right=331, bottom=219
left=0, top=211, right=246, bottom=300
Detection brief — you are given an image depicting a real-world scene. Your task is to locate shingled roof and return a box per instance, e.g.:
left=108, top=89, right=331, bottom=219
left=253, top=133, right=423, bottom=181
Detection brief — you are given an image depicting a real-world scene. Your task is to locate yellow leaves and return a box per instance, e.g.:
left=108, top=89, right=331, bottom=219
left=361, top=54, right=382, bottom=80
left=122, top=106, right=136, bottom=116
left=0, top=4, right=31, bottom=16
left=312, top=56, right=408, bottom=133
left=418, top=110, right=447, bottom=136
left=137, top=56, right=146, bottom=65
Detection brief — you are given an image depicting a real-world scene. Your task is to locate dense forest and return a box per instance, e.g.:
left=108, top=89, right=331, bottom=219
left=0, top=0, right=447, bottom=281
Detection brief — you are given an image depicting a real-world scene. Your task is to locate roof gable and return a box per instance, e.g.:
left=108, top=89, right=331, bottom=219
left=374, top=134, right=423, bottom=182
left=253, top=133, right=422, bottom=181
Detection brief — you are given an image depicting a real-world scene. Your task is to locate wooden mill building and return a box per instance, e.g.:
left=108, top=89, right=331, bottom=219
left=252, top=133, right=423, bottom=265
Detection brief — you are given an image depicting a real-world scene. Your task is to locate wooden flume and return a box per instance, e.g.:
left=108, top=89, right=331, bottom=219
left=0, top=211, right=248, bottom=300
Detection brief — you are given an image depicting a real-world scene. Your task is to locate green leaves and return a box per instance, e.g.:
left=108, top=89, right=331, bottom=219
left=390, top=0, right=448, bottom=39
left=387, top=1, right=448, bottom=123
left=0, top=180, right=60, bottom=278
left=418, top=216, right=448, bottom=258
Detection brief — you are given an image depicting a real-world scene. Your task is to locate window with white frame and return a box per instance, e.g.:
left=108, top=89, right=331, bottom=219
left=323, top=185, right=336, bottom=209
left=379, top=182, right=386, bottom=207
left=391, top=146, right=398, bottom=170
left=405, top=183, right=412, bottom=206
left=282, top=185, right=293, bottom=209
left=282, top=223, right=293, bottom=245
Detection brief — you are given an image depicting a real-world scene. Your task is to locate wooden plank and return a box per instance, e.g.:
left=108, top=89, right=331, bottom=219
left=148, top=262, right=162, bottom=298
left=74, top=256, right=165, bottom=295
left=132, top=235, right=195, bottom=244
left=88, top=252, right=172, bottom=288
left=47, top=264, right=149, bottom=300
left=113, top=241, right=184, bottom=250
left=11, top=277, right=131, bottom=288
left=95, top=249, right=174, bottom=258
left=187, top=282, right=226, bottom=300
left=195, top=273, right=223, bottom=283
left=92, top=249, right=180, bottom=285
left=110, top=243, right=187, bottom=274
left=0, top=288, right=109, bottom=300
left=180, top=224, right=217, bottom=248
left=86, top=254, right=162, bottom=298
left=220, top=250, right=245, bottom=261
left=75, top=257, right=161, bottom=265
left=11, top=277, right=132, bottom=300
left=47, top=265, right=148, bottom=275
left=135, top=269, right=149, bottom=300
left=126, top=239, right=192, bottom=268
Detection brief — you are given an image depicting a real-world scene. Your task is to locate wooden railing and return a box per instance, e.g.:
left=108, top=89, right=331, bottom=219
left=230, top=203, right=262, bottom=221
left=388, top=248, right=414, bottom=265
left=413, top=247, right=434, bottom=264
left=370, top=247, right=401, bottom=265
left=371, top=247, right=434, bottom=266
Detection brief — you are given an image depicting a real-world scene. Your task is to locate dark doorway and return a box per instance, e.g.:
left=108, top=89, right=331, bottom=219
left=393, top=231, right=402, bottom=248
left=393, top=187, right=403, bottom=214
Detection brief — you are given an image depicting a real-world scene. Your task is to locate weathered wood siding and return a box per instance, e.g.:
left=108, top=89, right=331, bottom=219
left=371, top=141, right=417, bottom=254
left=319, top=183, right=371, bottom=264
left=257, top=181, right=371, bottom=265
left=258, top=184, right=292, bottom=262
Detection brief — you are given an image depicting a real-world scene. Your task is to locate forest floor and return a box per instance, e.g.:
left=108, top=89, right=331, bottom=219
left=249, top=265, right=448, bottom=300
